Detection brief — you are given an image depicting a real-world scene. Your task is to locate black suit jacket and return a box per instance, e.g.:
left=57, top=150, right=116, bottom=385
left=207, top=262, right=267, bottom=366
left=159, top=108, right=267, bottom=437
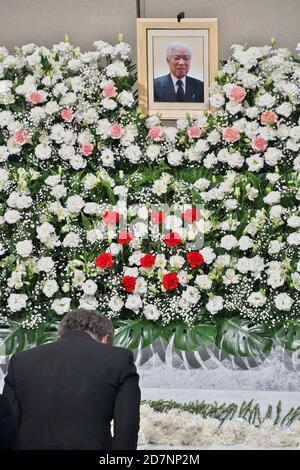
left=0, top=394, right=19, bottom=450
left=154, top=73, right=204, bottom=102
left=3, top=330, right=140, bottom=450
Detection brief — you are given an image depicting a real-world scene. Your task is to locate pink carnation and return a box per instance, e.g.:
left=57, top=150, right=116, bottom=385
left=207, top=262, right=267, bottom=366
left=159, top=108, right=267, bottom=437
left=148, top=126, right=164, bottom=142
left=102, top=83, right=117, bottom=98
left=261, top=110, right=278, bottom=126
left=61, top=108, right=74, bottom=122
left=187, top=125, right=203, bottom=139
left=108, top=123, right=123, bottom=139
left=14, top=129, right=28, bottom=145
left=251, top=135, right=268, bottom=152
left=227, top=85, right=246, bottom=103
left=26, top=91, right=45, bottom=105
left=222, top=126, right=240, bottom=143
left=80, top=142, right=94, bottom=156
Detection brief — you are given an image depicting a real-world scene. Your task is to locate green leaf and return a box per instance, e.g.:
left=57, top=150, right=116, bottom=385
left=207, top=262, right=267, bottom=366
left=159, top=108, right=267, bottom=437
left=216, top=318, right=273, bottom=357
left=81, top=211, right=92, bottom=230
left=0, top=321, right=58, bottom=356
left=113, top=319, right=162, bottom=350
left=0, top=322, right=37, bottom=356
left=162, top=323, right=217, bottom=351
left=275, top=321, right=300, bottom=351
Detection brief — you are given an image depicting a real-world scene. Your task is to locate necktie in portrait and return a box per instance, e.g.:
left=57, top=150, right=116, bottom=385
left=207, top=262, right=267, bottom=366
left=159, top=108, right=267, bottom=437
left=176, top=79, right=185, bottom=101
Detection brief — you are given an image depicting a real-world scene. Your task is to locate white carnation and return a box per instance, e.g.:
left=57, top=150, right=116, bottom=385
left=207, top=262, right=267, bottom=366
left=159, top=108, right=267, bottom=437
left=274, top=293, right=294, bottom=311
left=66, top=195, right=85, bottom=213
left=7, top=293, right=28, bottom=312
left=144, top=304, right=161, bottom=321
left=43, top=279, right=59, bottom=298
left=16, top=240, right=33, bottom=257
left=82, top=279, right=98, bottom=296
left=247, top=292, right=267, bottom=307
left=51, top=297, right=71, bottom=315
left=206, top=295, right=224, bottom=314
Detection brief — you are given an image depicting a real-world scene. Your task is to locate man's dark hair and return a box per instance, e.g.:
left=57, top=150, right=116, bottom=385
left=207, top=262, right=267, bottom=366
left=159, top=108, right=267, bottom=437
left=57, top=309, right=114, bottom=343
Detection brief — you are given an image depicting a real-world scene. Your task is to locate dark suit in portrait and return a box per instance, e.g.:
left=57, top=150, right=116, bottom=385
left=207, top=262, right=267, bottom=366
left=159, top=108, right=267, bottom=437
left=154, top=73, right=204, bottom=103
left=3, top=330, right=140, bottom=450
left=0, top=394, right=19, bottom=450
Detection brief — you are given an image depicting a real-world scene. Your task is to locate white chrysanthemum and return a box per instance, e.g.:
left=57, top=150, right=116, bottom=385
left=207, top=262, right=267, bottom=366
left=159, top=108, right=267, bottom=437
left=220, top=235, right=239, bottom=250
left=108, top=295, right=124, bottom=312
left=37, top=257, right=55, bottom=273
left=125, top=144, right=141, bottom=163
left=83, top=203, right=101, bottom=216
left=79, top=295, right=99, bottom=310
left=16, top=240, right=33, bottom=258
left=209, top=93, right=225, bottom=108
left=287, top=231, right=300, bottom=246
left=45, top=175, right=61, bottom=187
left=239, top=236, right=254, bottom=251
left=4, top=209, right=21, bottom=224
left=146, top=144, right=160, bottom=161
left=100, top=148, right=114, bottom=167
left=143, top=304, right=161, bottom=321
left=195, top=274, right=212, bottom=290
left=0, top=146, right=9, bottom=162
left=246, top=155, right=264, bottom=172
left=118, top=90, right=134, bottom=107
left=72, top=269, right=86, bottom=287
left=152, top=180, right=167, bottom=196
left=263, top=191, right=281, bottom=206
left=66, top=195, right=85, bottom=213
left=199, top=247, right=216, bottom=265
left=51, top=297, right=71, bottom=315
left=276, top=102, right=293, bottom=117
left=36, top=222, right=56, bottom=243
left=106, top=61, right=128, bottom=78
left=33, top=142, right=52, bottom=160
left=274, top=293, right=294, bottom=311
left=206, top=295, right=224, bottom=314
left=167, top=149, right=183, bottom=166
left=169, top=255, right=185, bottom=269
left=247, top=291, right=267, bottom=307
left=7, top=293, right=28, bottom=312
left=125, top=294, right=142, bottom=311
left=43, top=279, right=59, bottom=298
left=82, top=279, right=98, bottom=296
left=287, top=215, right=300, bottom=228
left=62, top=232, right=80, bottom=248
left=182, top=286, right=201, bottom=305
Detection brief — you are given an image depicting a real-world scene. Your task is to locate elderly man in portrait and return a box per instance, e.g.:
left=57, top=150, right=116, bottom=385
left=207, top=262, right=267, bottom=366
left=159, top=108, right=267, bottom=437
left=154, top=41, right=204, bottom=103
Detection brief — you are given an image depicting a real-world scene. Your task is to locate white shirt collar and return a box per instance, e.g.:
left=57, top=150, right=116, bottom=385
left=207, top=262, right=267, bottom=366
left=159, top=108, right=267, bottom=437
left=170, top=73, right=186, bottom=93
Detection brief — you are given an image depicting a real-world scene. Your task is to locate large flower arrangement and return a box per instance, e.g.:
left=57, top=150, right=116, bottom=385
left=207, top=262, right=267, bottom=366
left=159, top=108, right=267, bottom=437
left=0, top=38, right=300, bottom=356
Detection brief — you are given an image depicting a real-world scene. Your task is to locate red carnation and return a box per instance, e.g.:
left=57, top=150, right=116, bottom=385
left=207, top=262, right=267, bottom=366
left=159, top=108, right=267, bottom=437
left=122, top=275, right=136, bottom=293
left=162, top=272, right=179, bottom=291
left=117, top=231, right=133, bottom=245
left=182, top=208, right=199, bottom=223
left=103, top=211, right=120, bottom=225
left=95, top=253, right=113, bottom=268
left=140, top=253, right=156, bottom=268
left=164, top=231, right=182, bottom=247
left=186, top=251, right=205, bottom=268
left=151, top=211, right=165, bottom=225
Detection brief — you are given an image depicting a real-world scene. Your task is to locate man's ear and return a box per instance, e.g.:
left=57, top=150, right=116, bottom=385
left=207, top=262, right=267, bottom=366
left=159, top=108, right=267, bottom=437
left=101, top=334, right=110, bottom=344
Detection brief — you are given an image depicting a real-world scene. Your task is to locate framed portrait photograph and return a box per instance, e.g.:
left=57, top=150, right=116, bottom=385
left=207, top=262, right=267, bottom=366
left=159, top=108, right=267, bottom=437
left=137, top=18, right=218, bottom=120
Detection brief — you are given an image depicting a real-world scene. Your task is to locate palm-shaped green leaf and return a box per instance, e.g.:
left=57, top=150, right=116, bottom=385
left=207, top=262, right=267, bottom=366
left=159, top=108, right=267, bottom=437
left=0, top=322, right=58, bottom=356
left=162, top=323, right=217, bottom=351
left=275, top=321, right=300, bottom=351
left=113, top=319, right=163, bottom=349
left=216, top=318, right=273, bottom=357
